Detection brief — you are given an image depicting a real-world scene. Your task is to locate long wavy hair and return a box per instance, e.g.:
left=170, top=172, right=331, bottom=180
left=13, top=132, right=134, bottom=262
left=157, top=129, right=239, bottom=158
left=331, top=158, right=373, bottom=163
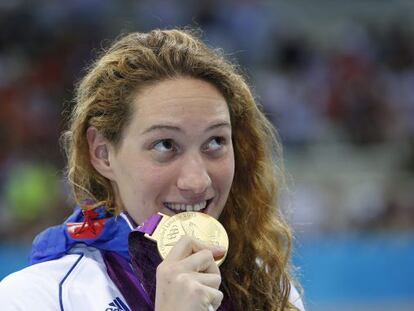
left=62, top=29, right=299, bottom=310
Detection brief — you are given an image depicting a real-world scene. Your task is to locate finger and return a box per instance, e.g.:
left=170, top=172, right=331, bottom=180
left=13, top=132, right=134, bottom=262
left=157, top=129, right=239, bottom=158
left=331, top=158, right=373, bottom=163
left=206, top=287, right=224, bottom=310
left=210, top=245, right=227, bottom=260
left=187, top=272, right=222, bottom=289
left=164, top=236, right=205, bottom=262
left=165, top=235, right=225, bottom=263
left=180, top=249, right=220, bottom=274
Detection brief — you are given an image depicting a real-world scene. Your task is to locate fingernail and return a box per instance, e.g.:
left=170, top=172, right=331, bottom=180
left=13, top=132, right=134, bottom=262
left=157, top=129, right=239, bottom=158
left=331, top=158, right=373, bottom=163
left=214, top=246, right=226, bottom=252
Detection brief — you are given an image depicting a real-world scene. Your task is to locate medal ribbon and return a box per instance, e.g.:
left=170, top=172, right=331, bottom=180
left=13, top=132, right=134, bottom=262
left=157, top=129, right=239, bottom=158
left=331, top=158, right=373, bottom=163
left=102, top=250, right=153, bottom=310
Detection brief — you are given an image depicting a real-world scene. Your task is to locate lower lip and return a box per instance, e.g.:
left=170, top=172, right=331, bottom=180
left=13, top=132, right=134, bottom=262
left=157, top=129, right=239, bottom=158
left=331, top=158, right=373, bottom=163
left=163, top=200, right=212, bottom=214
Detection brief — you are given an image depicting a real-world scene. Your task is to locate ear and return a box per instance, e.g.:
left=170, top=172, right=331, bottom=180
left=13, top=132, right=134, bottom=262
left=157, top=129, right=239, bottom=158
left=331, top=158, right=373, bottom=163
left=86, top=127, right=116, bottom=180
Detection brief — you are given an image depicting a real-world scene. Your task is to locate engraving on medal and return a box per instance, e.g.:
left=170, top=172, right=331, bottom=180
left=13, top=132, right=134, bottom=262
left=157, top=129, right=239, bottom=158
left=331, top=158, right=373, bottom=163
left=166, top=224, right=180, bottom=240
left=208, top=228, right=220, bottom=246
left=182, top=221, right=200, bottom=239
left=158, top=216, right=185, bottom=257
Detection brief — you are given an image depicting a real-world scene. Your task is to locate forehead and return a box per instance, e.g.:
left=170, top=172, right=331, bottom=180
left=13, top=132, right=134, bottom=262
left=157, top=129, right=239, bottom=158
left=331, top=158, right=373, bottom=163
left=130, top=78, right=230, bottom=125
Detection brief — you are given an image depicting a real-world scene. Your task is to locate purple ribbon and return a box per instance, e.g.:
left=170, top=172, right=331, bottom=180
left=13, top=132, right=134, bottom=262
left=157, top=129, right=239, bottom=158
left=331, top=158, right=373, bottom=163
left=137, top=213, right=162, bottom=235
left=102, top=251, right=153, bottom=310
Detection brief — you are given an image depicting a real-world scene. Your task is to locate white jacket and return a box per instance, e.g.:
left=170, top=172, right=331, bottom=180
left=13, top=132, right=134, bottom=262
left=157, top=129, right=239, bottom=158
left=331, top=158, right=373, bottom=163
left=0, top=207, right=305, bottom=311
left=0, top=245, right=130, bottom=311
left=0, top=245, right=305, bottom=311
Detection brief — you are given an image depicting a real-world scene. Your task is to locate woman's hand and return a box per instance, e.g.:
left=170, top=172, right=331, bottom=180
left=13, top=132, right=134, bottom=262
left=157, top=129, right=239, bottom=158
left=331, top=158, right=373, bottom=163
left=154, top=235, right=226, bottom=311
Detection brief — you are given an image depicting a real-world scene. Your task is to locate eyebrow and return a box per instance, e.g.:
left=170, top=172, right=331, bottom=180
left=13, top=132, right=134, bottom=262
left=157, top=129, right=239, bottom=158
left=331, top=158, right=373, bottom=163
left=142, top=121, right=231, bottom=135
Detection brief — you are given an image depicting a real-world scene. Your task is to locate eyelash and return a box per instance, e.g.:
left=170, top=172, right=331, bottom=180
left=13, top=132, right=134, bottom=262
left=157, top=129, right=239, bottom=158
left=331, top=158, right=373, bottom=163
left=204, top=136, right=226, bottom=151
left=153, top=139, right=176, bottom=153
left=152, top=136, right=226, bottom=154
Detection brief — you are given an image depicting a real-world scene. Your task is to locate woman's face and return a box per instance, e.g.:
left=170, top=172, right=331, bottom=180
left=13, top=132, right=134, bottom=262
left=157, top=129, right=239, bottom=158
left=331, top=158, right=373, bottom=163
left=108, top=77, right=235, bottom=225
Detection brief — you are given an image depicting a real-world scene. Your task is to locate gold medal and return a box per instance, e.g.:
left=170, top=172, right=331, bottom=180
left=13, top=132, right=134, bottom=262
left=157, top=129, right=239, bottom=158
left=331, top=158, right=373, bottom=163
left=144, top=212, right=228, bottom=266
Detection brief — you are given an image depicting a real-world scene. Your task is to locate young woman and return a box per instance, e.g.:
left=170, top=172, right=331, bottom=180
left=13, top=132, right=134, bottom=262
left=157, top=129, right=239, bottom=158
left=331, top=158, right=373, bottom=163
left=0, top=29, right=305, bottom=311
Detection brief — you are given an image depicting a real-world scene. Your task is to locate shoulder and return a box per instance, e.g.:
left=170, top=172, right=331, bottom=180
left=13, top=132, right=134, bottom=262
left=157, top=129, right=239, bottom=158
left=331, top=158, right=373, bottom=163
left=0, top=246, right=120, bottom=310
left=289, top=283, right=306, bottom=311
left=0, top=252, right=85, bottom=309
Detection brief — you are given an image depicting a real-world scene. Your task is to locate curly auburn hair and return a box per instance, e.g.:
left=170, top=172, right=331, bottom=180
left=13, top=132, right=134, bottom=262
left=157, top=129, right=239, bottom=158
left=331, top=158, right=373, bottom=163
left=62, top=29, right=300, bottom=310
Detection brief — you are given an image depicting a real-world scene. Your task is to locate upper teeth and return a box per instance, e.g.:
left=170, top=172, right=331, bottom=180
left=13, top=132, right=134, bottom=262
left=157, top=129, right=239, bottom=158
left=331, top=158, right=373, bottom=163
left=165, top=201, right=207, bottom=212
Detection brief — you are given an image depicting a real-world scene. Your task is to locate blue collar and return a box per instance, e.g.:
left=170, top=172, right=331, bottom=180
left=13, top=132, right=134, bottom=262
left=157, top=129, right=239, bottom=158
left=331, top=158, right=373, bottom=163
left=30, top=206, right=134, bottom=265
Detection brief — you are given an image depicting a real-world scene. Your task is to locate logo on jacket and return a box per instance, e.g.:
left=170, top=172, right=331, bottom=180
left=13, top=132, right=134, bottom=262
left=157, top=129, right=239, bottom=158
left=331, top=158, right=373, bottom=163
left=105, top=297, right=130, bottom=311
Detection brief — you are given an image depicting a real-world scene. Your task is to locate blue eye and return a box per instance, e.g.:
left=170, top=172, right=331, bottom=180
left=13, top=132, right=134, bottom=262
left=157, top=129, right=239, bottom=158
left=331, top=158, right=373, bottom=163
left=153, top=139, right=175, bottom=153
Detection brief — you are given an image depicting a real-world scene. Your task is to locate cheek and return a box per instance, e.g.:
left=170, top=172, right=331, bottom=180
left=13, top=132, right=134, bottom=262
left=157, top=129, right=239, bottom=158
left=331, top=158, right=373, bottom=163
left=122, top=165, right=175, bottom=221
left=115, top=160, right=151, bottom=198
left=138, top=165, right=176, bottom=194
left=215, top=154, right=235, bottom=192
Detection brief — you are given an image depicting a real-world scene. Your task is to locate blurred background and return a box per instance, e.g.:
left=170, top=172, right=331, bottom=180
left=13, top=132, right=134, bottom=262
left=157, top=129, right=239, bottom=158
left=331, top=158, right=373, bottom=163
left=0, top=0, right=413, bottom=310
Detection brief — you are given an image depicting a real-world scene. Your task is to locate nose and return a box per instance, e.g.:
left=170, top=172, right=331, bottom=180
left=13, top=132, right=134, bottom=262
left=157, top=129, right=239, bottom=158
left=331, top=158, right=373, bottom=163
left=177, top=153, right=211, bottom=195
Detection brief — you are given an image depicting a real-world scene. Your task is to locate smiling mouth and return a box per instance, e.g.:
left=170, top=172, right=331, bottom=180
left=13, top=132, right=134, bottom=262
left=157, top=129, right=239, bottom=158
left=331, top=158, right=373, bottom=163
left=163, top=199, right=213, bottom=213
